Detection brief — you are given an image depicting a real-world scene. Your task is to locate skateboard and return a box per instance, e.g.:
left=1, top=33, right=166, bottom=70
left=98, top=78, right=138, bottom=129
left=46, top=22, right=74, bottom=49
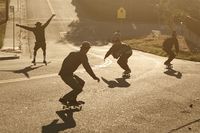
left=61, top=101, right=85, bottom=111
left=122, top=73, right=131, bottom=78
left=32, top=61, right=50, bottom=66
left=32, top=61, right=36, bottom=66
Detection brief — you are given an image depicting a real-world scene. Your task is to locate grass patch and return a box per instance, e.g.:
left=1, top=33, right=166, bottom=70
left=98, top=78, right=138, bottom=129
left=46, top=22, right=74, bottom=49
left=0, top=23, right=6, bottom=49
left=124, top=36, right=200, bottom=62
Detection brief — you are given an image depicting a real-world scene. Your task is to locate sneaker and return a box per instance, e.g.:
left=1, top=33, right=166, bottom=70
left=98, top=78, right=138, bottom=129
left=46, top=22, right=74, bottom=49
left=164, top=61, right=168, bottom=65
left=32, top=60, right=36, bottom=65
left=43, top=60, right=47, bottom=65
left=68, top=100, right=80, bottom=106
left=164, top=61, right=172, bottom=66
left=123, top=70, right=131, bottom=74
left=59, top=98, right=68, bottom=105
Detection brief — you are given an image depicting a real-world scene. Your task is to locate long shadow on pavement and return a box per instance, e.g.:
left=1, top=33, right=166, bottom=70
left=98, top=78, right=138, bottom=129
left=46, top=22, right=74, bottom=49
left=164, top=68, right=182, bottom=79
left=0, top=65, right=44, bottom=78
left=101, top=77, right=130, bottom=88
left=42, top=109, right=79, bottom=133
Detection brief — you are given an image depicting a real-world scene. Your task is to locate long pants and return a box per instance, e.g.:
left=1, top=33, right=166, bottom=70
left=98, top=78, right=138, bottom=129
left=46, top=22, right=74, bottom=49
left=164, top=49, right=176, bottom=64
left=117, top=51, right=132, bottom=72
left=60, top=74, right=85, bottom=102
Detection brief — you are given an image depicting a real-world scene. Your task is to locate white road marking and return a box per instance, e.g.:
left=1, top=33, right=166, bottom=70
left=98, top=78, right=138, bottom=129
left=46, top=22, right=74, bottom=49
left=0, top=45, right=112, bottom=84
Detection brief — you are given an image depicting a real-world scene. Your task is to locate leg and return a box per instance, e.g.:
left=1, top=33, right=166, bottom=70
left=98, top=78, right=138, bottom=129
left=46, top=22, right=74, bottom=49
left=117, top=52, right=132, bottom=73
left=41, top=43, right=47, bottom=63
left=60, top=75, right=84, bottom=103
left=33, top=44, right=40, bottom=63
left=164, top=50, right=175, bottom=65
left=168, top=51, right=175, bottom=64
left=73, top=74, right=85, bottom=88
left=33, top=50, right=36, bottom=63
left=70, top=75, right=85, bottom=101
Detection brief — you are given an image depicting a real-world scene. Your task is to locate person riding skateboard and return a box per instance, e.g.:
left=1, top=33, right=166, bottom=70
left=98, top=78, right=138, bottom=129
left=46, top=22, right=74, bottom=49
left=59, top=41, right=100, bottom=105
left=163, top=31, right=179, bottom=67
left=104, top=31, right=132, bottom=77
left=16, top=14, right=56, bottom=65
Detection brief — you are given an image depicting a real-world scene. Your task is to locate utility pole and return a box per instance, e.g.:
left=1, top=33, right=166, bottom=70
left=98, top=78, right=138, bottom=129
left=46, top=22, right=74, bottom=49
left=10, top=6, right=15, bottom=50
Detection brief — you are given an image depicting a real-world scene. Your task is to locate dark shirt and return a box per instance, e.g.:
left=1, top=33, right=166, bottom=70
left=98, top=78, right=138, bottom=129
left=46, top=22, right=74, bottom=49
left=18, top=25, right=47, bottom=42
left=105, top=42, right=132, bottom=59
left=32, top=27, right=46, bottom=42
left=59, top=51, right=97, bottom=79
left=163, top=37, right=179, bottom=53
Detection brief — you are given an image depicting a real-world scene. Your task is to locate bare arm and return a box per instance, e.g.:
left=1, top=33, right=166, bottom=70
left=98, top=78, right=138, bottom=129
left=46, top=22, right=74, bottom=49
left=104, top=45, right=114, bottom=60
left=16, top=24, right=34, bottom=31
left=82, top=56, right=100, bottom=82
left=42, top=14, right=56, bottom=28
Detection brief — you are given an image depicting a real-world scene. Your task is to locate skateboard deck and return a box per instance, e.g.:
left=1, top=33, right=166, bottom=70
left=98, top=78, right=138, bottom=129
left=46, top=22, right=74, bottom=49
left=61, top=101, right=85, bottom=111
left=32, top=61, right=51, bottom=66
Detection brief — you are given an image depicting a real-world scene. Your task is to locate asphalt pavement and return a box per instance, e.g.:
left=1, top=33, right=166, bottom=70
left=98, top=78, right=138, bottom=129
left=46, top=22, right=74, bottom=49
left=0, top=0, right=200, bottom=133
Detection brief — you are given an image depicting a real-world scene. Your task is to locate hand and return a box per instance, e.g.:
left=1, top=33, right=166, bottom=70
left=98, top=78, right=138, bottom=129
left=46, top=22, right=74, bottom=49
left=104, top=57, right=107, bottom=61
left=94, top=77, right=100, bottom=82
left=52, top=14, right=56, bottom=17
left=16, top=24, right=20, bottom=26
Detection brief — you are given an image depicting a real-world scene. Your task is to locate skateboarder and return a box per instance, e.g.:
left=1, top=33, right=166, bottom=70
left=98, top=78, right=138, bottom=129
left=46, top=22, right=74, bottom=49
left=59, top=41, right=100, bottom=105
left=163, top=31, right=179, bottom=67
left=16, top=14, right=56, bottom=65
left=104, top=32, right=132, bottom=77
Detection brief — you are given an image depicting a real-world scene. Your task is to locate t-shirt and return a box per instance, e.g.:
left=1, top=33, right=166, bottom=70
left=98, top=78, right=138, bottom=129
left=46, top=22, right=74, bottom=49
left=32, top=27, right=46, bottom=42
left=110, top=43, right=132, bottom=58
left=59, top=51, right=96, bottom=79
left=163, top=37, right=179, bottom=52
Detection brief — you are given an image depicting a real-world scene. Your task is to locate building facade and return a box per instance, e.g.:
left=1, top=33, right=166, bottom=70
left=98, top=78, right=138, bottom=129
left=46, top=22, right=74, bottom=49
left=0, top=0, right=9, bottom=24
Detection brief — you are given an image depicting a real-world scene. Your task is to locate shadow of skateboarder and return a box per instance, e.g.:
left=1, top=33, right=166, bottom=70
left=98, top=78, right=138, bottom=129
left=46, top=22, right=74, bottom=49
left=42, top=109, right=80, bottom=133
left=101, top=77, right=130, bottom=88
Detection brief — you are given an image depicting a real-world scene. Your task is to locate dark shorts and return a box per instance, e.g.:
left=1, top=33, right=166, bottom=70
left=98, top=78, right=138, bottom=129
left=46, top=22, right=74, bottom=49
left=34, top=42, right=46, bottom=51
left=163, top=49, right=175, bottom=57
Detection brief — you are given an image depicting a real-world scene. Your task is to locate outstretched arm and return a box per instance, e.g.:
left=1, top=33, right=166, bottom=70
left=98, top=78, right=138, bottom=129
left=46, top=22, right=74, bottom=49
left=104, top=46, right=114, bottom=60
left=16, top=24, right=34, bottom=31
left=43, top=14, right=56, bottom=28
left=82, top=56, right=100, bottom=82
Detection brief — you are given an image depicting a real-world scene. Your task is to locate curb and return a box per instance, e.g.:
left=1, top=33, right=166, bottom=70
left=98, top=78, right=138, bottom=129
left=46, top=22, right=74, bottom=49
left=0, top=48, right=21, bottom=60
left=0, top=54, right=20, bottom=60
